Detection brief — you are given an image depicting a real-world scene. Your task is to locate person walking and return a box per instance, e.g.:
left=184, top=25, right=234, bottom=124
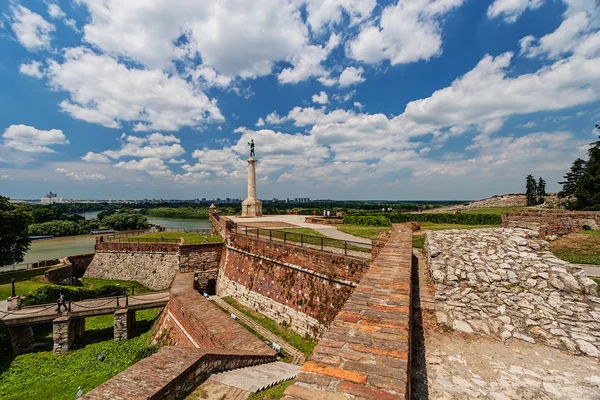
left=57, top=293, right=68, bottom=313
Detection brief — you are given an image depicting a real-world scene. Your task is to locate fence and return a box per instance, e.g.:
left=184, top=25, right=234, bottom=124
left=235, top=225, right=371, bottom=257
left=101, top=227, right=158, bottom=242
left=161, top=227, right=212, bottom=233
left=0, top=259, right=61, bottom=274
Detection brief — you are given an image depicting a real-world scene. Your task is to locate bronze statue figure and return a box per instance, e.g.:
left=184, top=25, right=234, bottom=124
left=248, top=139, right=255, bottom=158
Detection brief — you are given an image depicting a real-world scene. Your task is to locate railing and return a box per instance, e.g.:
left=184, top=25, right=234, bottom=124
left=161, top=227, right=211, bottom=233
left=102, top=227, right=158, bottom=242
left=106, top=237, right=181, bottom=243
left=0, top=259, right=62, bottom=274
left=235, top=225, right=371, bottom=257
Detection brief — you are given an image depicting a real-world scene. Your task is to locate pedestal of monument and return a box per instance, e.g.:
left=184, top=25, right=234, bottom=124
left=241, top=157, right=262, bottom=217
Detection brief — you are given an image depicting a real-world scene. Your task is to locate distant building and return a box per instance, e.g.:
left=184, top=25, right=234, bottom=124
left=294, top=198, right=310, bottom=203
left=41, top=192, right=67, bottom=204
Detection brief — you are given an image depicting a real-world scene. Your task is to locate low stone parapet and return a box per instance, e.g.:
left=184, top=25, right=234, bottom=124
left=426, top=228, right=600, bottom=357
left=304, top=217, right=343, bottom=225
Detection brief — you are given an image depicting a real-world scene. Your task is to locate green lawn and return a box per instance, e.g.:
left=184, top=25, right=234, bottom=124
left=337, top=226, right=389, bottom=240
left=120, top=232, right=222, bottom=244
left=459, top=206, right=527, bottom=215
left=551, top=230, right=600, bottom=265
left=222, top=297, right=316, bottom=356
left=0, top=308, right=160, bottom=400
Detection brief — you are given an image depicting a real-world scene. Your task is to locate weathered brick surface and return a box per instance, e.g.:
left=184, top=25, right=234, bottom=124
left=194, top=269, right=218, bottom=293
left=218, top=235, right=369, bottom=338
left=284, top=224, right=413, bottom=400
left=179, top=243, right=223, bottom=272
left=503, top=209, right=600, bottom=238
left=82, top=346, right=274, bottom=400
left=152, top=272, right=275, bottom=356
left=95, top=241, right=181, bottom=253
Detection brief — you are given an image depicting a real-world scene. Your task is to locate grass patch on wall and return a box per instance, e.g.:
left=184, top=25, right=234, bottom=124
left=222, top=297, right=316, bottom=356
left=418, top=222, right=500, bottom=231
left=413, top=235, right=425, bottom=249
left=248, top=380, right=294, bottom=399
left=550, top=231, right=600, bottom=265
left=122, top=232, right=222, bottom=244
left=0, top=308, right=160, bottom=400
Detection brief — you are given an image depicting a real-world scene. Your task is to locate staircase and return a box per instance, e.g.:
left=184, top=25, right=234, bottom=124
left=209, top=362, right=301, bottom=393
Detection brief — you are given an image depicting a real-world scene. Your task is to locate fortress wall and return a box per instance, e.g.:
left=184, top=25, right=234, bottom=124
left=502, top=209, right=600, bottom=238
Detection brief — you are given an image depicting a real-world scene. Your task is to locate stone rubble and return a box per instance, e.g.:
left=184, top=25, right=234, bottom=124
left=425, top=228, right=600, bottom=357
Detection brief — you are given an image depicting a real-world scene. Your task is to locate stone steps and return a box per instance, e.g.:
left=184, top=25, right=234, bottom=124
left=210, top=296, right=307, bottom=365
left=209, top=361, right=301, bottom=393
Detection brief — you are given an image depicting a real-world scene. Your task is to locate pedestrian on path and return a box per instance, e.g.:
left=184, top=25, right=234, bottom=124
left=57, top=293, right=68, bottom=313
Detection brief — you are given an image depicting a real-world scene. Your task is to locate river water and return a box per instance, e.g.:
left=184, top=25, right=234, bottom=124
left=1, top=215, right=212, bottom=272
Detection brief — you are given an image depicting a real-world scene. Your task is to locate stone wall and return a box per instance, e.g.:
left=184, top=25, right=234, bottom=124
left=84, top=252, right=179, bottom=290
left=218, top=235, right=370, bottom=338
left=426, top=228, right=600, bottom=357
left=194, top=269, right=218, bottom=293
left=45, top=253, right=94, bottom=284
left=95, top=241, right=181, bottom=253
left=304, top=217, right=343, bottom=225
left=503, top=209, right=600, bottom=238
left=179, top=243, right=223, bottom=273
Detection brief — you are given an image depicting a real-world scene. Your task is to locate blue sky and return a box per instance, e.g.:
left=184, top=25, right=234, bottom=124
left=0, top=0, right=599, bottom=201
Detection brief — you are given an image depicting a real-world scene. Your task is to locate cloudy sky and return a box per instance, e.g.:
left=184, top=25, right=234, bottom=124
left=0, top=0, right=599, bottom=201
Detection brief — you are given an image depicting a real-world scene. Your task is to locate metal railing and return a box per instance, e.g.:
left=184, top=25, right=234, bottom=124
left=162, top=227, right=211, bottom=233
left=102, top=227, right=158, bottom=242
left=107, top=237, right=181, bottom=243
left=0, top=259, right=61, bottom=274
left=235, top=225, right=371, bottom=257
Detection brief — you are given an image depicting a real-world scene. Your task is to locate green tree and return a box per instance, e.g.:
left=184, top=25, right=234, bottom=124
left=575, top=128, right=600, bottom=210
left=525, top=175, right=538, bottom=206
left=0, top=196, right=33, bottom=266
left=101, top=213, right=149, bottom=230
left=558, top=158, right=587, bottom=198
left=537, top=177, right=546, bottom=204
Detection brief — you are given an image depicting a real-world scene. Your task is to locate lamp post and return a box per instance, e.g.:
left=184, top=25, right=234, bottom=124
left=11, top=278, right=16, bottom=297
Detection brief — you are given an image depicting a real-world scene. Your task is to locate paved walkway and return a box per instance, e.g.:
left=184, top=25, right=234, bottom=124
left=210, top=362, right=301, bottom=392
left=576, top=264, right=600, bottom=278
left=210, top=296, right=306, bottom=365
left=0, top=300, right=7, bottom=313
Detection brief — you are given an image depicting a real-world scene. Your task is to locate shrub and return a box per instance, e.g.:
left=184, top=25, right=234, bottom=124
left=20, top=285, right=129, bottom=307
left=344, top=213, right=501, bottom=226
left=342, top=215, right=392, bottom=227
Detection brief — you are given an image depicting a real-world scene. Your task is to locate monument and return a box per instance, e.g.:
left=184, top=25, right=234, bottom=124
left=241, top=139, right=262, bottom=217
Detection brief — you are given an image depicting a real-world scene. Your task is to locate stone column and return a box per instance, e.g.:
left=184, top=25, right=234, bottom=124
left=8, top=325, right=34, bottom=355
left=114, top=309, right=136, bottom=341
left=241, top=158, right=263, bottom=217
left=53, top=316, right=74, bottom=354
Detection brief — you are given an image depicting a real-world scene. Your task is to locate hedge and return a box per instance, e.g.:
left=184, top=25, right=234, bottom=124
left=344, top=213, right=501, bottom=226
left=20, top=285, right=129, bottom=307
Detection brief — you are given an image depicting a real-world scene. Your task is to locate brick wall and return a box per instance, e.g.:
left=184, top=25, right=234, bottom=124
left=45, top=253, right=95, bottom=284
left=194, top=269, right=218, bottom=293
left=67, top=253, right=94, bottom=276
left=218, top=235, right=370, bottom=338
left=284, top=224, right=414, bottom=400
left=179, top=243, right=223, bottom=273
left=502, top=209, right=600, bottom=238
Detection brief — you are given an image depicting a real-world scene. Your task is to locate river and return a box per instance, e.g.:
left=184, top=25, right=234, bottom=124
left=1, top=215, right=212, bottom=273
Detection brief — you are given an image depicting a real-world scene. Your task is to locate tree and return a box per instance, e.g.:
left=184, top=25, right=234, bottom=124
left=0, top=196, right=33, bottom=266
left=559, top=158, right=587, bottom=198
left=525, top=175, right=538, bottom=206
left=101, top=213, right=149, bottom=231
left=575, top=128, right=600, bottom=210
left=537, top=177, right=546, bottom=203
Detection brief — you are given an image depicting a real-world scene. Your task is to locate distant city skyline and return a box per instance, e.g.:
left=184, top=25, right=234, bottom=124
left=1, top=1, right=599, bottom=200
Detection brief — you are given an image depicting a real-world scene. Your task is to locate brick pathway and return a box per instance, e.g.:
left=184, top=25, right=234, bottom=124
left=283, top=224, right=414, bottom=399
left=211, top=296, right=307, bottom=365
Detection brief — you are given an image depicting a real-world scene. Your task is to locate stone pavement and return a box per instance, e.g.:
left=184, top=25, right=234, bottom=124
left=209, top=362, right=301, bottom=392
left=210, top=296, right=307, bottom=365
left=577, top=263, right=600, bottom=278
left=283, top=224, right=413, bottom=399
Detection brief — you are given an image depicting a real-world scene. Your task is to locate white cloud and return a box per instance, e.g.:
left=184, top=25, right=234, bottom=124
left=304, top=0, right=376, bottom=32
left=114, top=157, right=173, bottom=177
left=2, top=125, right=68, bottom=153
left=312, top=91, right=329, bottom=105
left=103, top=133, right=185, bottom=159
left=278, top=34, right=340, bottom=84
left=46, top=47, right=223, bottom=131
left=10, top=5, right=55, bottom=50
left=0, top=175, right=9, bottom=180
left=81, top=152, right=111, bottom=163
left=168, top=158, right=186, bottom=164
left=56, top=167, right=106, bottom=180
left=188, top=66, right=232, bottom=88
left=333, top=90, right=356, bottom=102
left=338, top=66, right=365, bottom=87
left=354, top=101, right=364, bottom=110
left=255, top=118, right=265, bottom=127
left=349, top=0, right=466, bottom=65
left=47, top=3, right=79, bottom=32
left=317, top=76, right=338, bottom=87
left=265, top=112, right=287, bottom=125
left=19, top=61, right=44, bottom=78
left=487, top=0, right=544, bottom=23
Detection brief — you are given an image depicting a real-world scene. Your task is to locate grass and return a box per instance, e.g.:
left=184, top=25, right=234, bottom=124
left=248, top=380, right=294, bottom=400
left=0, top=308, right=160, bottom=400
left=243, top=227, right=371, bottom=253
left=222, top=296, right=316, bottom=356
left=413, top=236, right=425, bottom=249
left=459, top=206, right=527, bottom=215
left=80, top=278, right=154, bottom=294
left=337, top=226, right=390, bottom=240
left=550, top=230, right=600, bottom=265
left=121, top=232, right=222, bottom=244
left=592, top=279, right=600, bottom=296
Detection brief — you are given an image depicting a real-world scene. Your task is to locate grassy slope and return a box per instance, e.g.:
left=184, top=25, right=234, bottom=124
left=550, top=230, right=600, bottom=265
left=222, top=296, right=316, bottom=356
left=124, top=232, right=222, bottom=244
left=248, top=380, right=294, bottom=400
left=336, top=226, right=389, bottom=240
left=0, top=308, right=159, bottom=400
left=460, top=206, right=526, bottom=215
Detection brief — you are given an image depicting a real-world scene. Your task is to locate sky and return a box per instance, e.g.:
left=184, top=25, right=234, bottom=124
left=0, top=0, right=599, bottom=201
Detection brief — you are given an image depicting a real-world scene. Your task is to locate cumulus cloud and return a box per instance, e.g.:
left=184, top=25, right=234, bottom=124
left=45, top=47, right=223, bottom=131
left=487, top=0, right=543, bottom=23
left=304, top=0, right=376, bottom=32
left=278, top=34, right=340, bottom=84
left=312, top=91, right=329, bottom=105
left=81, top=152, right=110, bottom=163
left=349, top=0, right=466, bottom=65
left=10, top=5, right=55, bottom=50
left=114, top=157, right=173, bottom=177
left=103, top=133, right=185, bottom=159
left=2, top=125, right=68, bottom=153
left=56, top=167, right=106, bottom=180
left=47, top=3, right=78, bottom=31
left=19, top=61, right=45, bottom=78
left=338, top=66, right=365, bottom=87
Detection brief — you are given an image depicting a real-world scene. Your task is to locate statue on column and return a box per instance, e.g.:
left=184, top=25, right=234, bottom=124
left=248, top=139, right=255, bottom=158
